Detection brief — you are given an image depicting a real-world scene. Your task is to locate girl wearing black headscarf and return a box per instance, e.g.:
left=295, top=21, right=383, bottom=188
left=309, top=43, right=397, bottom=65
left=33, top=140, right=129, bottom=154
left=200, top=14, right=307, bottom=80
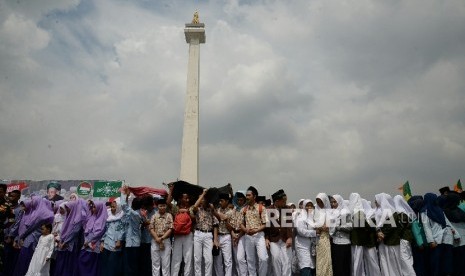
left=407, top=195, right=430, bottom=276
left=438, top=192, right=465, bottom=275
left=420, top=193, right=460, bottom=276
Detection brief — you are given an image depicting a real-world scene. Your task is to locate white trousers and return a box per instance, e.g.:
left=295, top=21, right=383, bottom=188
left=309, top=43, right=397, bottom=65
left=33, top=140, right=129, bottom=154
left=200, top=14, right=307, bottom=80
left=378, top=243, right=402, bottom=276
left=171, top=233, right=194, bottom=276
left=351, top=245, right=364, bottom=276
left=399, top=239, right=416, bottom=276
left=269, top=240, right=292, bottom=276
left=213, top=234, right=233, bottom=276
left=244, top=231, right=268, bottom=276
left=194, top=230, right=213, bottom=276
left=364, top=246, right=381, bottom=276
left=232, top=235, right=248, bottom=276
left=151, top=238, right=172, bottom=276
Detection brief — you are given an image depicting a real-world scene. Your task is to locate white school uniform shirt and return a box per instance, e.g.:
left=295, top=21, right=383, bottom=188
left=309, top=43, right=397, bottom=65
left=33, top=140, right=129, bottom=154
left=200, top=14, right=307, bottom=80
left=330, top=195, right=352, bottom=245
left=421, top=211, right=460, bottom=245
left=295, top=211, right=317, bottom=238
left=294, top=208, right=317, bottom=269
left=449, top=221, right=465, bottom=247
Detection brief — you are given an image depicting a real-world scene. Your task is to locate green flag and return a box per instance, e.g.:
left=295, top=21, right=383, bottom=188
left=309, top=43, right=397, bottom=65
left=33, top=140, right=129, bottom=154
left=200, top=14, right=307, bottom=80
left=455, top=179, right=463, bottom=192
left=398, top=181, right=412, bottom=201
left=93, top=181, right=122, bottom=198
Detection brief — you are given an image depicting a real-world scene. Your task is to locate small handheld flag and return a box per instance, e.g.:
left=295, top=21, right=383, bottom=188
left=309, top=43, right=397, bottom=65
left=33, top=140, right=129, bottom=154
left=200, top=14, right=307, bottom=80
left=454, top=179, right=462, bottom=192
left=398, top=181, right=412, bottom=201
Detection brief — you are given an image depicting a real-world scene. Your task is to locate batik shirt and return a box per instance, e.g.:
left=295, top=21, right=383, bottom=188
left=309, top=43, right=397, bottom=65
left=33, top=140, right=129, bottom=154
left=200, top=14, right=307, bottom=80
left=229, top=208, right=244, bottom=232
left=216, top=207, right=232, bottom=234
left=244, top=203, right=268, bottom=229
left=150, top=212, right=173, bottom=237
left=190, top=206, right=218, bottom=232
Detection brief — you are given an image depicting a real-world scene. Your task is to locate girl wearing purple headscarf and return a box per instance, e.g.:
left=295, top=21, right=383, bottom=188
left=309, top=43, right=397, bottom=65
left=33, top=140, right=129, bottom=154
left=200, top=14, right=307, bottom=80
left=12, top=196, right=54, bottom=276
left=54, top=199, right=87, bottom=276
left=77, top=200, right=108, bottom=276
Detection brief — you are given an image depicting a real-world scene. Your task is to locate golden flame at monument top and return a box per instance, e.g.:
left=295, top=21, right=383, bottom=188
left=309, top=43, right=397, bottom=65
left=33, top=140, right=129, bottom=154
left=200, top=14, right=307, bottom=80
left=192, top=11, right=199, bottom=24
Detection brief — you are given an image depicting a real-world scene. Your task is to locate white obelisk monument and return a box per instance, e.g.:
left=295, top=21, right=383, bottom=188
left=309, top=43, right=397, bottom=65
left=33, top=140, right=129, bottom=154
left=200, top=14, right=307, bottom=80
left=180, top=12, right=205, bottom=185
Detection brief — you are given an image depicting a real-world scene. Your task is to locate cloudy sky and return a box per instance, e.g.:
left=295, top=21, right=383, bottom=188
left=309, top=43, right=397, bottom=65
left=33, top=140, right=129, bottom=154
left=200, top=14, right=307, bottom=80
left=1, top=0, right=464, bottom=202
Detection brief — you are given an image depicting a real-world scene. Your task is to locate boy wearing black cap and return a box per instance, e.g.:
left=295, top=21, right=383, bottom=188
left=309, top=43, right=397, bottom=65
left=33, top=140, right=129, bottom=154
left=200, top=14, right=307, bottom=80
left=240, top=186, right=268, bottom=276
left=266, top=189, right=293, bottom=276
left=439, top=186, right=451, bottom=195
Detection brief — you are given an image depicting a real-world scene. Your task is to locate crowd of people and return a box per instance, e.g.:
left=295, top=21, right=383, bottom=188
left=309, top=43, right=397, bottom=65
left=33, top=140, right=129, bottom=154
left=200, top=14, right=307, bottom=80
left=1, top=182, right=465, bottom=276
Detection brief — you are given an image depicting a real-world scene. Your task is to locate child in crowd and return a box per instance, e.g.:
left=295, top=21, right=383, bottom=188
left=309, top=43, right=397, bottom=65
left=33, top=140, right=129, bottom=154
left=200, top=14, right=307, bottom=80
left=25, top=223, right=55, bottom=276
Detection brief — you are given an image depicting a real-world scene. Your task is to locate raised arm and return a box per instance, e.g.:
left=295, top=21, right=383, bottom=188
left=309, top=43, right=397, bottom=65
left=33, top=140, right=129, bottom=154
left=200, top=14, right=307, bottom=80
left=192, top=189, right=207, bottom=213
left=166, top=184, right=174, bottom=209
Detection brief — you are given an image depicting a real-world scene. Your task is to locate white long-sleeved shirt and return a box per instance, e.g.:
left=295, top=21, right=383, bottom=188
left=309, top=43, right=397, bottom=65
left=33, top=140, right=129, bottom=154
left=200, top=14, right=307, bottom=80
left=449, top=221, right=465, bottom=247
left=295, top=214, right=317, bottom=238
left=294, top=211, right=317, bottom=269
left=330, top=212, right=352, bottom=245
left=421, top=212, right=460, bottom=245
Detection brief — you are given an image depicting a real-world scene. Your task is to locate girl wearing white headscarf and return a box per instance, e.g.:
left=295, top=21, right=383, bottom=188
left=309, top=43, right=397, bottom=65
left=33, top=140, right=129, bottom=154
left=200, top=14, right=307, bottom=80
left=295, top=199, right=317, bottom=276
left=361, top=199, right=382, bottom=276
left=349, top=193, right=365, bottom=276
left=393, top=195, right=417, bottom=276
left=315, top=193, right=333, bottom=276
left=350, top=193, right=381, bottom=276
left=52, top=202, right=67, bottom=244
left=298, top=199, right=305, bottom=209
left=100, top=199, right=124, bottom=276
left=374, top=193, right=402, bottom=276
left=329, top=195, right=352, bottom=276
left=293, top=199, right=306, bottom=222
left=50, top=201, right=67, bottom=268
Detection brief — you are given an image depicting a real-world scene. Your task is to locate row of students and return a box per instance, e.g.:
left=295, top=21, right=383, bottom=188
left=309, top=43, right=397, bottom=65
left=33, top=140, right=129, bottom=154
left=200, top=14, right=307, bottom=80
left=408, top=191, right=465, bottom=276
left=2, top=182, right=465, bottom=276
